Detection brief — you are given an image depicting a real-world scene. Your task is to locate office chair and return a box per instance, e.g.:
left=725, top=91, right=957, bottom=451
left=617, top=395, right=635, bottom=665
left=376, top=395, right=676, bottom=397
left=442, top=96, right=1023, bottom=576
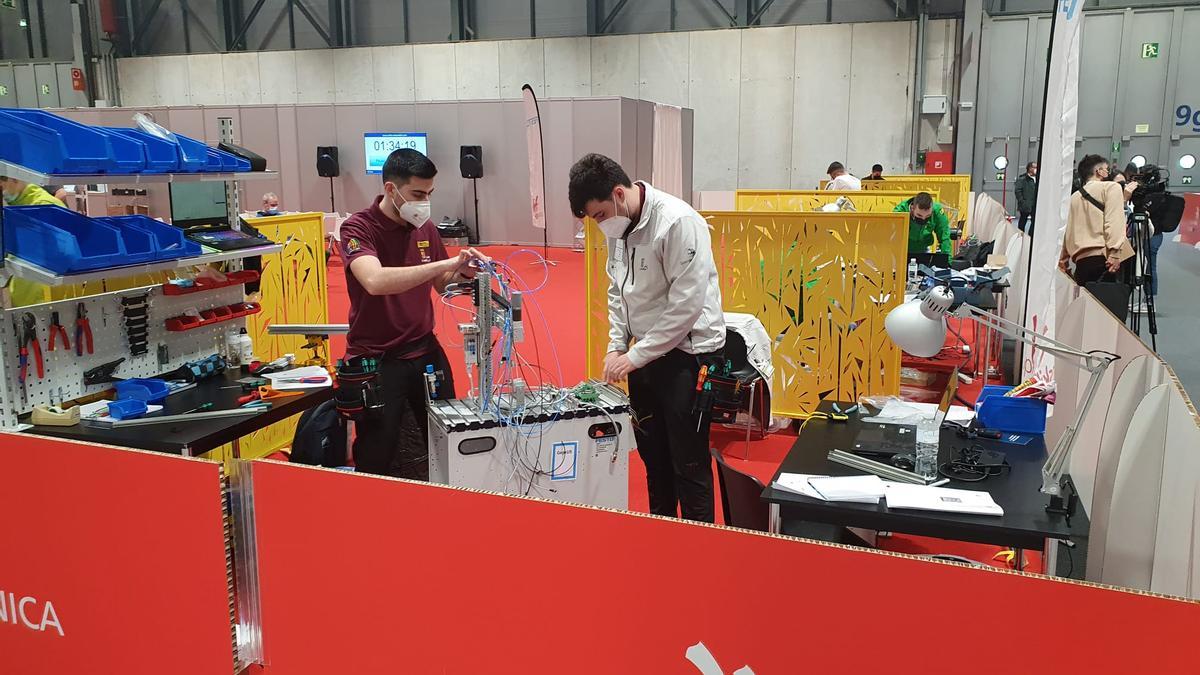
left=711, top=448, right=777, bottom=533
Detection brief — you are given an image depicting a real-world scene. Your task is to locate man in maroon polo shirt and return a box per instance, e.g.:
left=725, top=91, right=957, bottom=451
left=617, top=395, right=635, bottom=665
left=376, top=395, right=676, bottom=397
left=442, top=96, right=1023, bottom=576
left=339, top=148, right=488, bottom=479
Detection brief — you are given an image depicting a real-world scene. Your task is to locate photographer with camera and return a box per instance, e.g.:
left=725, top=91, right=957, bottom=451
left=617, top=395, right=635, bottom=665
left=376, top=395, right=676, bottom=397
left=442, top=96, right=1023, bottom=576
left=1059, top=155, right=1133, bottom=285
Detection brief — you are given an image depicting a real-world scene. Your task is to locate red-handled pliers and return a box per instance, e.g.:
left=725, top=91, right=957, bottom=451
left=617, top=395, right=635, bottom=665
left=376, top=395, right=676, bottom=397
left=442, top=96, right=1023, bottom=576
left=48, top=311, right=70, bottom=352
left=75, top=302, right=93, bottom=356
left=19, top=313, right=44, bottom=383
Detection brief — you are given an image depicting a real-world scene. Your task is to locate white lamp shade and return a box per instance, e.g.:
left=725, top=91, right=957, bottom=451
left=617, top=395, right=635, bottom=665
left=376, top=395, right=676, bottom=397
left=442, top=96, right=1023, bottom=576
left=885, top=299, right=948, bottom=357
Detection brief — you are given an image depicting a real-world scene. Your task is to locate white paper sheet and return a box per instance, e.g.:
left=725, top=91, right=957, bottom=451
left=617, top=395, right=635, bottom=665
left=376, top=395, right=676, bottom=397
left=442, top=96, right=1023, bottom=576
left=861, top=399, right=975, bottom=426
left=805, top=475, right=885, bottom=504
left=884, top=483, right=1004, bottom=516
left=771, top=473, right=829, bottom=499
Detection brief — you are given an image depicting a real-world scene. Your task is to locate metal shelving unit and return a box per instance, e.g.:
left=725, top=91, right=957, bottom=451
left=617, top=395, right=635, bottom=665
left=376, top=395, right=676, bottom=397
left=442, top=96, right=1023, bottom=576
left=0, top=160, right=278, bottom=186
left=4, top=243, right=283, bottom=286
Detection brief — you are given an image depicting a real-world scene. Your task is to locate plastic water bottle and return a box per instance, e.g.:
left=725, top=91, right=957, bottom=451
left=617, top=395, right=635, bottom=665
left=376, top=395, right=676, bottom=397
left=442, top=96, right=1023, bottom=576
left=915, top=419, right=940, bottom=480
left=907, top=258, right=918, bottom=290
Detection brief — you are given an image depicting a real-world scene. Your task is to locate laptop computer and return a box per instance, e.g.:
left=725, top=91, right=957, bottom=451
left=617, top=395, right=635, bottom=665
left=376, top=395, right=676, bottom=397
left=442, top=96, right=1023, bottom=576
left=913, top=252, right=951, bottom=269
left=851, top=369, right=959, bottom=459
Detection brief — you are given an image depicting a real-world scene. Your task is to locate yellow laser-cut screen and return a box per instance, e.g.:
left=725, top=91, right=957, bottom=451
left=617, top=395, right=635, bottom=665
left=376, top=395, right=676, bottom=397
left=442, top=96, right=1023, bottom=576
left=586, top=211, right=908, bottom=418
left=820, top=174, right=972, bottom=226
left=735, top=190, right=918, bottom=213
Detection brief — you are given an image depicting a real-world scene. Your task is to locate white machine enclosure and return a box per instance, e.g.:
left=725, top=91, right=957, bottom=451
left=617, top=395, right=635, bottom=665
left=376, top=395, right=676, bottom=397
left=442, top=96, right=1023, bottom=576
left=427, top=387, right=631, bottom=510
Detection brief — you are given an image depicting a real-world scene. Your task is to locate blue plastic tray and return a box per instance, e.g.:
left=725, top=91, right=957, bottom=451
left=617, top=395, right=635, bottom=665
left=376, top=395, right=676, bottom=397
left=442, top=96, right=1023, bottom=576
left=106, top=399, right=148, bottom=420
left=2, top=109, right=145, bottom=173
left=98, top=215, right=203, bottom=261
left=94, top=216, right=156, bottom=264
left=0, top=108, right=113, bottom=174
left=975, top=385, right=1048, bottom=435
left=104, top=127, right=180, bottom=173
left=4, top=205, right=128, bottom=273
left=114, top=378, right=171, bottom=404
left=175, top=133, right=210, bottom=172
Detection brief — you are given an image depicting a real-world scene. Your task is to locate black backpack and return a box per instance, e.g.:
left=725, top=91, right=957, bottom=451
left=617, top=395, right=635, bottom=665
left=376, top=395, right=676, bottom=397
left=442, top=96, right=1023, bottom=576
left=290, top=399, right=348, bottom=467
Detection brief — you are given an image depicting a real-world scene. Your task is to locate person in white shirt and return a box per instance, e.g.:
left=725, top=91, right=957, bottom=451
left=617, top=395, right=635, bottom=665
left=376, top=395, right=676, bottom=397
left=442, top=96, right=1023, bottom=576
left=825, top=162, right=862, bottom=191
left=569, top=153, right=726, bottom=523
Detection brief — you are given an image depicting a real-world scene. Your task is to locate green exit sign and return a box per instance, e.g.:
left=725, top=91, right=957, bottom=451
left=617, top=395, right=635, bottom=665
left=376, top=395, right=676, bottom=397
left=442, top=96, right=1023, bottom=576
left=1142, top=42, right=1160, bottom=58
left=1184, top=176, right=1194, bottom=185
left=0, top=0, right=15, bottom=9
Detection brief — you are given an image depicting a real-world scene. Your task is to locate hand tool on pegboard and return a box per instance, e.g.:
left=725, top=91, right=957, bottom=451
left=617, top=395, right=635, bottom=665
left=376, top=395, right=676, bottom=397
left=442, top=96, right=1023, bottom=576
left=47, top=311, right=70, bottom=352
left=75, top=303, right=93, bottom=356
left=18, top=313, right=44, bottom=384
left=120, top=293, right=151, bottom=357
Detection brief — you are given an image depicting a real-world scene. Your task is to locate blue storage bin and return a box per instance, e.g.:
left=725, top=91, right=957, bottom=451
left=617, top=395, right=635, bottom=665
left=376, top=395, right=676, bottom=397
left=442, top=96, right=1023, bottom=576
left=0, top=108, right=112, bottom=174
left=99, top=215, right=202, bottom=261
left=114, top=378, right=171, bottom=404
left=94, top=217, right=156, bottom=264
left=975, top=385, right=1048, bottom=435
left=105, top=127, right=180, bottom=172
left=106, top=399, right=148, bottom=420
left=207, top=147, right=250, bottom=172
left=2, top=109, right=146, bottom=173
left=174, top=133, right=209, bottom=172
left=3, top=205, right=128, bottom=273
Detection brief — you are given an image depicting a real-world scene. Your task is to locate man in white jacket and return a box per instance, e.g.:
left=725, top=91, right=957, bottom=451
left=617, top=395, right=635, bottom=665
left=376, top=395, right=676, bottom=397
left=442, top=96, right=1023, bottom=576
left=569, top=153, right=726, bottom=522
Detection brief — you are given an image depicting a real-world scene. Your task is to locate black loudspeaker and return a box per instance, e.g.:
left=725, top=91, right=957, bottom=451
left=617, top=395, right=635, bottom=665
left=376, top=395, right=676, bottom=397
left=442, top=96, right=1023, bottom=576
left=316, top=146, right=340, bottom=177
left=460, top=145, right=483, bottom=178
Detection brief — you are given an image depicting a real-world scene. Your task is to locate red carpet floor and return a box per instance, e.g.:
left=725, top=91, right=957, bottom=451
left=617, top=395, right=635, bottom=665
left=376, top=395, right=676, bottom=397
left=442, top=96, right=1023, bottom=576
left=325, top=246, right=1036, bottom=572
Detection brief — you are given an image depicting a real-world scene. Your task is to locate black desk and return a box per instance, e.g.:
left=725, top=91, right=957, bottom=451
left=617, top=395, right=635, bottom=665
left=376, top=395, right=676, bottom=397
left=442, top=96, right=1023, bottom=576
left=24, top=371, right=333, bottom=457
left=762, top=404, right=1088, bottom=574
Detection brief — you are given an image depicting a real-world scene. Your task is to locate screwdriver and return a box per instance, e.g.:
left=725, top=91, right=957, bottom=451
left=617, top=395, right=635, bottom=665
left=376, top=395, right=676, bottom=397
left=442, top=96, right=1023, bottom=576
left=181, top=402, right=214, bottom=414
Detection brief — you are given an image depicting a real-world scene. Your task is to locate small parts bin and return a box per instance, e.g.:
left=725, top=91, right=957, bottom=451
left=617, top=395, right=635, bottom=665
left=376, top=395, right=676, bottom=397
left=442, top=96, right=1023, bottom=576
left=975, top=385, right=1048, bottom=435
left=3, top=206, right=127, bottom=273
left=114, top=378, right=171, bottom=404
left=163, top=270, right=260, bottom=296
left=97, top=215, right=203, bottom=261
left=165, top=302, right=261, bottom=332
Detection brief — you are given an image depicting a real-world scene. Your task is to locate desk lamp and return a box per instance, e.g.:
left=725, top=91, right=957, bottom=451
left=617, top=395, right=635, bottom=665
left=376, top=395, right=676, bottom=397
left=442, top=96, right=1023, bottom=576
left=884, top=285, right=1118, bottom=516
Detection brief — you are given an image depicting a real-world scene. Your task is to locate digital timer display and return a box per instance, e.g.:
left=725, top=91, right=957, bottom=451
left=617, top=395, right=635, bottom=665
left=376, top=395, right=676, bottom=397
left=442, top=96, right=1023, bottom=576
left=364, top=133, right=428, bottom=174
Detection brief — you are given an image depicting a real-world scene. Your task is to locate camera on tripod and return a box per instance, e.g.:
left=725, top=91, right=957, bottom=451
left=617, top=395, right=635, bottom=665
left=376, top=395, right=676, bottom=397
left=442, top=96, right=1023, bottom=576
left=1126, top=164, right=1168, bottom=209
left=1124, top=163, right=1184, bottom=230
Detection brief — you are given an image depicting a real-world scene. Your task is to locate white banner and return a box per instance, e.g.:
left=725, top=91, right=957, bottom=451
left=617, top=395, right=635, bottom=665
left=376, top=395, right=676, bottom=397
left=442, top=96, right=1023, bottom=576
left=521, top=84, right=547, bottom=230
left=1023, top=0, right=1083, bottom=382
left=652, top=104, right=684, bottom=199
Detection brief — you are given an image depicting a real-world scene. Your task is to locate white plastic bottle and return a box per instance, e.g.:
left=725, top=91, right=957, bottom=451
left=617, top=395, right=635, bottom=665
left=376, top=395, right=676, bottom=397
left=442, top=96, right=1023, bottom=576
left=907, top=258, right=918, bottom=290
left=225, top=330, right=242, bottom=367
left=237, top=328, right=255, bottom=364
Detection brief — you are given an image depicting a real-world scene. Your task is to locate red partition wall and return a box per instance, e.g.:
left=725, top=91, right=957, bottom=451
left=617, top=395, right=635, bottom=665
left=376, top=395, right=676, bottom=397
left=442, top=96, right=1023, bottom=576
left=248, top=461, right=1200, bottom=674
left=0, top=436, right=234, bottom=675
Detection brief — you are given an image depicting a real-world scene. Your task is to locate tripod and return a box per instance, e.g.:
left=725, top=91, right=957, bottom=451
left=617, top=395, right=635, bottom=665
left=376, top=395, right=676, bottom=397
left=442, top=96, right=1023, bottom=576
left=1126, top=209, right=1158, bottom=351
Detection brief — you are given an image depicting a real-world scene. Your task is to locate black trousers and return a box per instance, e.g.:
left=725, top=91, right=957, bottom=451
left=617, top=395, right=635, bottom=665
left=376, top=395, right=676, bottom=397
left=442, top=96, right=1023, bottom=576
left=1072, top=255, right=1108, bottom=286
left=627, top=348, right=720, bottom=523
left=352, top=338, right=455, bottom=480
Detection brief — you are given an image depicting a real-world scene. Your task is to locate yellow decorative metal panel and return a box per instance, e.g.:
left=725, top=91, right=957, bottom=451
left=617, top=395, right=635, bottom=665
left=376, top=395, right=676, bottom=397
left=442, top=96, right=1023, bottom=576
left=222, top=212, right=329, bottom=461
left=586, top=211, right=907, bottom=418
left=820, top=174, right=972, bottom=226
left=735, top=190, right=916, bottom=213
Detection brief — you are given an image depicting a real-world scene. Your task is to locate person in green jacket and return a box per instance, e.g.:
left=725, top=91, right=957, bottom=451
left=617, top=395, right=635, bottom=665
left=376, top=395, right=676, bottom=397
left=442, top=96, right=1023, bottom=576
left=894, top=192, right=951, bottom=255
left=2, top=176, right=68, bottom=307
left=2, top=177, right=65, bottom=207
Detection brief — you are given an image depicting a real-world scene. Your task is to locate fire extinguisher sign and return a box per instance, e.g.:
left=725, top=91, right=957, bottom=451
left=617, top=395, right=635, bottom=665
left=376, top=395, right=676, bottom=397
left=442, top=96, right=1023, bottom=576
left=71, top=68, right=86, bottom=92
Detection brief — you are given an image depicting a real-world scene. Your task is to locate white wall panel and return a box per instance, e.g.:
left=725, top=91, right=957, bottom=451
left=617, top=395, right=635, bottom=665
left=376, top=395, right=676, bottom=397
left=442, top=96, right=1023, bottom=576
left=186, top=54, right=226, bottom=106
left=590, top=35, right=640, bottom=99
left=371, top=46, right=416, bottom=103
left=258, top=51, right=299, bottom=104
left=687, top=29, right=740, bottom=192
left=154, top=56, right=193, bottom=107
left=454, top=41, right=501, bottom=100
left=543, top=37, right=591, bottom=97
left=496, top=39, right=544, bottom=98
left=294, top=50, right=335, bottom=103
left=413, top=43, right=458, bottom=101
left=738, top=26, right=795, bottom=188
left=222, top=53, right=263, bottom=106
left=333, top=48, right=376, bottom=103
left=792, top=24, right=851, bottom=188
left=846, top=21, right=913, bottom=178
left=498, top=39, right=545, bottom=99
left=333, top=105, right=378, bottom=211
left=639, top=32, right=689, bottom=108
left=116, top=58, right=158, bottom=106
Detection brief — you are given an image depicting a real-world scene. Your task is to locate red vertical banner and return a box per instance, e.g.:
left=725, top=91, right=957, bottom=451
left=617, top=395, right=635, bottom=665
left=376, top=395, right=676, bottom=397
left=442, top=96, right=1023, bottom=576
left=0, top=436, right=234, bottom=674
left=248, top=460, right=1200, bottom=674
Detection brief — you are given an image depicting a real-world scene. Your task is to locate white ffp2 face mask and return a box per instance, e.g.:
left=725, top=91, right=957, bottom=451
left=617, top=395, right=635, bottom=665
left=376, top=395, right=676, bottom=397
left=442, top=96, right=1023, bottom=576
left=390, top=188, right=432, bottom=227
left=596, top=189, right=632, bottom=238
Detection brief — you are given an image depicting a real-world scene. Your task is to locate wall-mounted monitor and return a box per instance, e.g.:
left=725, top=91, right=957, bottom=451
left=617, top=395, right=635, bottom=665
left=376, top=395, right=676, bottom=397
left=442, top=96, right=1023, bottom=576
left=364, top=132, right=428, bottom=174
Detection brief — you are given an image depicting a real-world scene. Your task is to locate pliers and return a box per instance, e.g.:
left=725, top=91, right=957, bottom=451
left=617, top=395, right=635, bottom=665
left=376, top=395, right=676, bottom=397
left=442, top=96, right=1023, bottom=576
left=75, top=302, right=93, bottom=356
left=18, top=313, right=44, bottom=383
left=48, top=311, right=70, bottom=352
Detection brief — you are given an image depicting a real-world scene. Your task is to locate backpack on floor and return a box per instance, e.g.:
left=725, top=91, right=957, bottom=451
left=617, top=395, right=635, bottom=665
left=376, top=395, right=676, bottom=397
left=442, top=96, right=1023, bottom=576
left=290, top=399, right=348, bottom=467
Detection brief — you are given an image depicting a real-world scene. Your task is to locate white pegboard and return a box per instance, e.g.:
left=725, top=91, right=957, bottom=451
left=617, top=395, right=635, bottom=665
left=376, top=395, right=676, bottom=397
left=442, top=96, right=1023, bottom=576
left=0, top=283, right=252, bottom=428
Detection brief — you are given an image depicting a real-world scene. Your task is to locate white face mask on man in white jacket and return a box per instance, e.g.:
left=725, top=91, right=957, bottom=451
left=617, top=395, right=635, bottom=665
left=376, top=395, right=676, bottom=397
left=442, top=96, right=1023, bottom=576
left=601, top=182, right=726, bottom=371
